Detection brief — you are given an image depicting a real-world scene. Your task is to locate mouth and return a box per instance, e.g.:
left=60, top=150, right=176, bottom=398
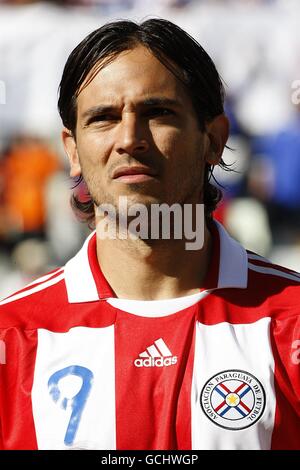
left=112, top=166, right=158, bottom=183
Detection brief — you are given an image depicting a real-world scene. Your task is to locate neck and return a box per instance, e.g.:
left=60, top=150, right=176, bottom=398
left=95, top=220, right=213, bottom=300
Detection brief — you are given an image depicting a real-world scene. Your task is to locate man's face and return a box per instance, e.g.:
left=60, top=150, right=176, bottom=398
left=66, top=45, right=212, bottom=210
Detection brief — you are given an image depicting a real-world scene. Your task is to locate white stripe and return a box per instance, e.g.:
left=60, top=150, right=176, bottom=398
left=248, top=263, right=300, bottom=283
left=139, top=351, right=150, bottom=358
left=214, top=220, right=248, bottom=289
left=64, top=231, right=99, bottom=303
left=248, top=254, right=300, bottom=279
left=247, top=253, right=269, bottom=263
left=191, top=319, right=276, bottom=449
left=32, top=326, right=116, bottom=449
left=155, top=338, right=172, bottom=357
left=0, top=273, right=65, bottom=305
left=147, top=345, right=161, bottom=358
left=25, top=268, right=64, bottom=287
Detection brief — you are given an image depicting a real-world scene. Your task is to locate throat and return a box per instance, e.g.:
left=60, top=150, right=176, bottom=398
left=96, top=227, right=212, bottom=301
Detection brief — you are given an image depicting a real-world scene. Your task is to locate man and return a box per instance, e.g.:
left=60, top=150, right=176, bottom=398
left=0, top=19, right=300, bottom=450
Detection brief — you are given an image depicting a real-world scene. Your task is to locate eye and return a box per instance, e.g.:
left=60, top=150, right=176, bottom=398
left=145, top=107, right=175, bottom=118
left=87, top=114, right=118, bottom=124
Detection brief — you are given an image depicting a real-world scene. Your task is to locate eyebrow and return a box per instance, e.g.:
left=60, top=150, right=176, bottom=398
left=141, top=97, right=182, bottom=107
left=81, top=97, right=182, bottom=121
left=82, top=105, right=116, bottom=121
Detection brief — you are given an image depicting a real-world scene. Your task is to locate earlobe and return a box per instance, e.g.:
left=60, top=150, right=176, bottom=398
left=205, top=114, right=230, bottom=165
left=61, top=128, right=81, bottom=178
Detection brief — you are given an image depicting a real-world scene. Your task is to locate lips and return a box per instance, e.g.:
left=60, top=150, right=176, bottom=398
left=112, top=166, right=157, bottom=179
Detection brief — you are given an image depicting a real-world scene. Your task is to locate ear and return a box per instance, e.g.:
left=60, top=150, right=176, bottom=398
left=205, top=114, right=230, bottom=165
left=62, top=128, right=81, bottom=178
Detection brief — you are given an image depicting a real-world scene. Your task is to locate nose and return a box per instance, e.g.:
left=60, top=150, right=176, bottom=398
left=115, top=112, right=149, bottom=156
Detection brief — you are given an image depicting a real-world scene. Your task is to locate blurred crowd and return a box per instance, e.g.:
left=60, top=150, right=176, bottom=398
left=0, top=0, right=300, bottom=297
left=0, top=135, right=87, bottom=296
left=0, top=0, right=285, bottom=9
left=1, top=0, right=196, bottom=8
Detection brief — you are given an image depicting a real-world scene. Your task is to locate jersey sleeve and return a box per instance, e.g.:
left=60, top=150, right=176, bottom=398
left=0, top=330, right=4, bottom=450
left=0, top=420, right=3, bottom=450
left=271, top=313, right=300, bottom=448
left=272, top=313, right=300, bottom=404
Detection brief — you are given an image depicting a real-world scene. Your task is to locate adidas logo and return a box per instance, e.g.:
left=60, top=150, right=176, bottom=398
left=134, top=338, right=177, bottom=368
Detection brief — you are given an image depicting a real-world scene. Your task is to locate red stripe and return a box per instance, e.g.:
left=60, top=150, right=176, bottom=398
left=247, top=255, right=300, bottom=278
left=219, top=382, right=231, bottom=394
left=115, top=306, right=197, bottom=450
left=239, top=400, right=251, bottom=413
left=270, top=318, right=300, bottom=449
left=0, top=328, right=38, bottom=449
left=215, top=400, right=226, bottom=412
left=234, top=382, right=246, bottom=394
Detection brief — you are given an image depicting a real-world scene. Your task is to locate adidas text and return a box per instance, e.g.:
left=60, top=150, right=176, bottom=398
left=134, top=356, right=177, bottom=368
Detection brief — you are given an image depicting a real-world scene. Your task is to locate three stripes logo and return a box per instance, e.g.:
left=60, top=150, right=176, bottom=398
left=134, top=338, right=177, bottom=368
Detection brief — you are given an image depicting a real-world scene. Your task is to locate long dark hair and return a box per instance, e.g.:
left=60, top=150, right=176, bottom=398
left=58, top=18, right=230, bottom=225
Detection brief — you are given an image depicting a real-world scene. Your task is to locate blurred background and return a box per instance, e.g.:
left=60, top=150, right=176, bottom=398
left=0, top=0, right=300, bottom=297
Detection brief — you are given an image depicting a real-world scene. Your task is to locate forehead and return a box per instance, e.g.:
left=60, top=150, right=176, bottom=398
left=76, top=45, right=191, bottom=111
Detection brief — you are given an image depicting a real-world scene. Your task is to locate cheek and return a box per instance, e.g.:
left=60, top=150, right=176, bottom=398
left=77, top=133, right=111, bottom=168
left=156, top=127, right=201, bottom=169
left=151, top=126, right=184, bottom=159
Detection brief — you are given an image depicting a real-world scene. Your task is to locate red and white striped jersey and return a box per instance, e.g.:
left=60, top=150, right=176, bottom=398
left=0, top=221, right=300, bottom=450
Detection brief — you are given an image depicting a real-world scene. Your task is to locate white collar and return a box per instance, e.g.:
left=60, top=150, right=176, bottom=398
left=215, top=220, right=248, bottom=289
left=64, top=220, right=248, bottom=304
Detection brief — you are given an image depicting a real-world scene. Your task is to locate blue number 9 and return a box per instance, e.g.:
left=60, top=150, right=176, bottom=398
left=48, top=365, right=94, bottom=446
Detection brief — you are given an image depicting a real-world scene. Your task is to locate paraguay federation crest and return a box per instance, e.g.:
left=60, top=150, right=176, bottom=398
left=200, top=369, right=266, bottom=430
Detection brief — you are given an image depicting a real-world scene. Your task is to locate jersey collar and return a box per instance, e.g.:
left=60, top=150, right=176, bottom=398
left=64, top=220, right=248, bottom=303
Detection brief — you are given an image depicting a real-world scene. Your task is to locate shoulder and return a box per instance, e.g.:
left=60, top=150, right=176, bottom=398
left=246, top=250, right=300, bottom=319
left=0, top=267, right=67, bottom=328
left=246, top=250, right=300, bottom=287
left=213, top=245, right=300, bottom=323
